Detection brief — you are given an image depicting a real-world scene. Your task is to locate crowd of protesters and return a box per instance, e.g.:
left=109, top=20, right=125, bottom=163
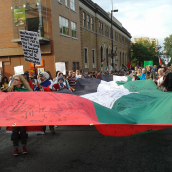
left=0, top=63, right=172, bottom=156
left=126, top=64, right=172, bottom=92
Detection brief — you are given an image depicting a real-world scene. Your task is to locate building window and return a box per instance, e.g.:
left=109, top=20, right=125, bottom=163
left=92, top=49, right=96, bottom=68
left=87, top=15, right=90, bottom=29
left=119, top=34, right=121, bottom=43
left=71, top=21, right=77, bottom=38
left=70, top=0, right=75, bottom=11
left=83, top=12, right=86, bottom=27
left=100, top=46, right=103, bottom=63
left=58, top=0, right=62, bottom=4
left=84, top=48, right=88, bottom=68
left=84, top=48, right=87, bottom=63
left=73, top=62, right=79, bottom=71
left=115, top=31, right=118, bottom=41
left=59, top=16, right=69, bottom=36
left=105, top=25, right=109, bottom=37
left=65, top=0, right=68, bottom=7
left=99, top=22, right=103, bottom=35
left=122, top=36, right=124, bottom=44
left=26, top=17, right=44, bottom=37
left=106, top=48, right=108, bottom=66
left=91, top=17, right=94, bottom=31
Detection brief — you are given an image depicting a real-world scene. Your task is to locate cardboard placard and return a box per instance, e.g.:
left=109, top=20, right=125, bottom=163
left=14, top=65, right=24, bottom=75
left=38, top=68, right=44, bottom=75
left=19, top=30, right=42, bottom=65
left=55, top=62, right=66, bottom=75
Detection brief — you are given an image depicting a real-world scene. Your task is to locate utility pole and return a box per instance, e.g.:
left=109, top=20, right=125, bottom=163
left=111, top=0, right=118, bottom=68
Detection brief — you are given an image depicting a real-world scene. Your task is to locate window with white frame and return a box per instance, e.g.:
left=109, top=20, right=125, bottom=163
left=87, top=15, right=90, bottom=29
left=65, top=0, right=68, bottom=7
left=71, top=21, right=77, bottom=38
left=99, top=21, right=103, bottom=34
left=70, top=0, right=76, bottom=11
left=59, top=16, right=69, bottom=36
left=92, top=49, right=96, bottom=68
left=91, top=17, right=94, bottom=31
left=83, top=12, right=86, bottom=27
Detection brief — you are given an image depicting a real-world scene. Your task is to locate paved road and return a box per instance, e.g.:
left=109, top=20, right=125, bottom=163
left=0, top=126, right=172, bottom=172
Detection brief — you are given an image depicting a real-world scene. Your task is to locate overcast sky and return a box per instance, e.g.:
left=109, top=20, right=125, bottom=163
left=93, top=0, right=172, bottom=47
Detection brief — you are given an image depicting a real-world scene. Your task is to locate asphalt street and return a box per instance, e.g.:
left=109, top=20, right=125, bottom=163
left=0, top=126, right=172, bottom=172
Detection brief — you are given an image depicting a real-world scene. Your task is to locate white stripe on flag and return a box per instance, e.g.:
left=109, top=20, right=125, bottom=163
left=113, top=75, right=128, bottom=82
left=81, top=77, right=136, bottom=109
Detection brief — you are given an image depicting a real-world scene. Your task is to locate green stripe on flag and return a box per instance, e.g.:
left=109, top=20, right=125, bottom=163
left=93, top=79, right=172, bottom=125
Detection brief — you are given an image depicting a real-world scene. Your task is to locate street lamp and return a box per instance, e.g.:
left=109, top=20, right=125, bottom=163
left=111, top=9, right=118, bottom=68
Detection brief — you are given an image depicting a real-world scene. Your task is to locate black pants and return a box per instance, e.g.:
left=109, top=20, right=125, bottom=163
left=12, top=127, right=27, bottom=148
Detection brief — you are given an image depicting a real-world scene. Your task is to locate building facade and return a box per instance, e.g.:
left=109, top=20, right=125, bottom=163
left=0, top=0, right=131, bottom=79
left=134, top=37, right=158, bottom=47
left=79, top=0, right=131, bottom=71
left=0, top=0, right=54, bottom=78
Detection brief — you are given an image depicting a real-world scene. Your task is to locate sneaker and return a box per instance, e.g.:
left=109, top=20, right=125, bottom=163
left=13, top=148, right=19, bottom=156
left=22, top=146, right=28, bottom=154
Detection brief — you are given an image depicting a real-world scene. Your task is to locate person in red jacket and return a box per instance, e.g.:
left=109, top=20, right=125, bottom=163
left=53, top=76, right=67, bottom=91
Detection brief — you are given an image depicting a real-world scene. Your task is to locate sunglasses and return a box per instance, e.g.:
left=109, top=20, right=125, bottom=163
left=14, top=79, right=20, bottom=81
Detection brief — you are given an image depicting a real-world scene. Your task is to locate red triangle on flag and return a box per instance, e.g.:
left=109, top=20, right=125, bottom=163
left=126, top=61, right=131, bottom=68
left=159, top=58, right=162, bottom=65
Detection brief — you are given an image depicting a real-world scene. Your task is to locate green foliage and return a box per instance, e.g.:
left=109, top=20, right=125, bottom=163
left=164, top=34, right=172, bottom=60
left=131, top=39, right=163, bottom=67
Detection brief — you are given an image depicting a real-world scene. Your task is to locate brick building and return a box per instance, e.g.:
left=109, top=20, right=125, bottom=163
left=0, top=0, right=131, bottom=79
left=79, top=0, right=132, bottom=71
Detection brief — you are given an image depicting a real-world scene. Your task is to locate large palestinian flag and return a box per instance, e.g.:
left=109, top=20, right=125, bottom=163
left=0, top=75, right=172, bottom=137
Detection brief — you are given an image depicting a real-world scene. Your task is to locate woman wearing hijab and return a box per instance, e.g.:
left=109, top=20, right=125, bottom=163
left=146, top=65, right=156, bottom=81
left=36, top=72, right=53, bottom=91
left=53, top=76, right=67, bottom=91
left=8, top=75, right=32, bottom=156
left=140, top=68, right=146, bottom=80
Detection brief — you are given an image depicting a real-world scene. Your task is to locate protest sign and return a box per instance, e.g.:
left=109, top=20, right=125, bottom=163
left=38, top=68, right=44, bottom=75
left=144, top=61, right=153, bottom=67
left=19, top=30, right=42, bottom=65
left=14, top=65, right=24, bottom=75
left=0, top=61, right=2, bottom=68
left=55, top=62, right=66, bottom=75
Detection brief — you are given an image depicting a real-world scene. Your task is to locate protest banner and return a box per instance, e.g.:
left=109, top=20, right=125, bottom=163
left=144, top=61, right=153, bottom=67
left=14, top=65, right=24, bottom=75
left=14, top=8, right=25, bottom=27
left=19, top=30, right=42, bottom=65
left=55, top=62, right=66, bottom=75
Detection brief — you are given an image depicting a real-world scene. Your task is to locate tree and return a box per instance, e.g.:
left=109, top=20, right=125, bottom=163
left=131, top=39, right=164, bottom=67
left=164, top=34, right=172, bottom=64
